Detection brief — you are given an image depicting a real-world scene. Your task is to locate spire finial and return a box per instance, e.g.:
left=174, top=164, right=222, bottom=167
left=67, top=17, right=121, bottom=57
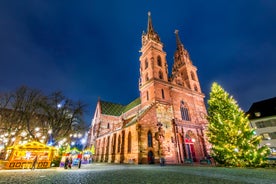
left=147, top=11, right=154, bottom=33
left=142, top=11, right=161, bottom=44
left=174, top=29, right=182, bottom=47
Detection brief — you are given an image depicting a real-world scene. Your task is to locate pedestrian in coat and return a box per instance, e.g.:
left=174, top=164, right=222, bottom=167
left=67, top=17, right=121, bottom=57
left=32, top=156, right=38, bottom=170
left=64, top=157, right=69, bottom=169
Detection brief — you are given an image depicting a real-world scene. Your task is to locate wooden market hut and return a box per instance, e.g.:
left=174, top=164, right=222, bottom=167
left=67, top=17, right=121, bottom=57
left=5, top=141, right=57, bottom=169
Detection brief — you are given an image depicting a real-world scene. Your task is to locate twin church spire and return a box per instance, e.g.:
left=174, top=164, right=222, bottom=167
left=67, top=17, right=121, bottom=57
left=139, top=12, right=201, bottom=106
left=140, top=12, right=199, bottom=90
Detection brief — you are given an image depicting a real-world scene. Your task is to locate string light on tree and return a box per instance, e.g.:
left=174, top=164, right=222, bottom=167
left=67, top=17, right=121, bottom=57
left=206, top=82, right=270, bottom=167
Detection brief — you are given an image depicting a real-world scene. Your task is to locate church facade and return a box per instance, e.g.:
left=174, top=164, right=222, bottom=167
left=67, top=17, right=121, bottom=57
left=88, top=12, right=209, bottom=164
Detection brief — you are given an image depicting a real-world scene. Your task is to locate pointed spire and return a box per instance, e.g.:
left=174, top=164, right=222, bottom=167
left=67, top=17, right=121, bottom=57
left=142, top=11, right=161, bottom=45
left=174, top=30, right=184, bottom=50
left=147, top=11, right=154, bottom=34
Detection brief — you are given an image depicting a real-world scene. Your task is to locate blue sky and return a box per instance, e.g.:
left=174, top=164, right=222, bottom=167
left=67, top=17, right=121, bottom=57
left=1, top=0, right=276, bottom=125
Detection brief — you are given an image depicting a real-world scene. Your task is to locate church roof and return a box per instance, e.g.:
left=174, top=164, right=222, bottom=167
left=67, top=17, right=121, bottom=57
left=125, top=104, right=153, bottom=127
left=247, top=97, right=276, bottom=119
left=100, top=98, right=141, bottom=116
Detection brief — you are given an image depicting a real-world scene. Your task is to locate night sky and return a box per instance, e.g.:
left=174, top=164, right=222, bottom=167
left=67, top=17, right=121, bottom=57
left=1, top=1, right=276, bottom=125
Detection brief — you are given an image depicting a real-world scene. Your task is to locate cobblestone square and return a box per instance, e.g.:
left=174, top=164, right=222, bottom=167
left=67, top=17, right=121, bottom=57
left=0, top=163, right=276, bottom=184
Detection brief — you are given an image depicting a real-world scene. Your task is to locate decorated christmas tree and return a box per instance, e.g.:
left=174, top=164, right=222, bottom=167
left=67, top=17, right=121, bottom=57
left=207, top=82, right=270, bottom=167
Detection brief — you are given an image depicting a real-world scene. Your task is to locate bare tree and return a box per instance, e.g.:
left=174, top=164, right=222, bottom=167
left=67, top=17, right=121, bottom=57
left=39, top=91, right=87, bottom=146
left=0, top=86, right=45, bottom=148
left=0, top=86, right=87, bottom=151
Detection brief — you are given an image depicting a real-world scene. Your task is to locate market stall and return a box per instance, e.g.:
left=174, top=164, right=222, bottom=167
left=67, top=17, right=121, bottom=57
left=59, top=148, right=93, bottom=167
left=60, top=148, right=81, bottom=167
left=5, top=141, right=57, bottom=169
left=82, top=150, right=93, bottom=164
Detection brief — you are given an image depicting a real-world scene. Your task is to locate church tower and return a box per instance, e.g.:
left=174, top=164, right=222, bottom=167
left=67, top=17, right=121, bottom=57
left=170, top=30, right=201, bottom=93
left=139, top=12, right=170, bottom=107
left=89, top=12, right=209, bottom=165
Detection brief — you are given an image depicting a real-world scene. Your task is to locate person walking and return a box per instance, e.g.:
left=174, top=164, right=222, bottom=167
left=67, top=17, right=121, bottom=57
left=78, top=153, right=82, bottom=168
left=31, top=156, right=38, bottom=170
left=68, top=156, right=73, bottom=169
left=64, top=156, right=69, bottom=169
left=78, top=158, right=82, bottom=168
left=160, top=157, right=165, bottom=166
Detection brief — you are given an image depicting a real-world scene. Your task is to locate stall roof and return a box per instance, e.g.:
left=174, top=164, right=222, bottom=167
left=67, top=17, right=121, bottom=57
left=7, top=141, right=56, bottom=150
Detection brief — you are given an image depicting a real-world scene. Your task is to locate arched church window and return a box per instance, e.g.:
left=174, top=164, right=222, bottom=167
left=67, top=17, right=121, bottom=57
left=98, top=140, right=101, bottom=150
left=180, top=100, right=191, bottom=121
left=191, top=71, right=195, bottom=80
left=112, top=135, right=116, bottom=154
left=128, top=132, right=132, bottom=153
left=145, top=73, right=149, bottom=81
left=159, top=71, right=163, bottom=79
left=148, top=131, right=153, bottom=147
left=145, top=59, right=148, bottom=69
left=194, top=85, right=198, bottom=92
left=107, top=123, right=110, bottom=129
left=161, top=89, right=165, bottom=99
left=157, top=56, right=162, bottom=67
left=117, top=135, right=121, bottom=153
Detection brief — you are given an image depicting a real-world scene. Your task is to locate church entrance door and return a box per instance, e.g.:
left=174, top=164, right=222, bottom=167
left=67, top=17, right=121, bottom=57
left=148, top=151, right=154, bottom=164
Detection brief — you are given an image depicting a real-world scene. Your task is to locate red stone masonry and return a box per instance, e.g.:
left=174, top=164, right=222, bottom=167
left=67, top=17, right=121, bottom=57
left=88, top=12, right=210, bottom=165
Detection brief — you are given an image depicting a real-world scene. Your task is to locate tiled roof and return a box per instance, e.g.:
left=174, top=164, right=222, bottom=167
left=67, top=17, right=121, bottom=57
left=247, top=97, right=276, bottom=119
left=123, top=98, right=141, bottom=113
left=100, top=98, right=141, bottom=116
left=100, top=101, right=125, bottom=116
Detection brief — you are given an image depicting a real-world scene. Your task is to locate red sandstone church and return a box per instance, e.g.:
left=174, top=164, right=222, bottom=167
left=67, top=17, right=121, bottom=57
left=88, top=12, right=210, bottom=164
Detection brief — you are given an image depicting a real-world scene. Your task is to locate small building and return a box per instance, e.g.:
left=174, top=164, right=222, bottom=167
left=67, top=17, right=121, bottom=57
left=5, top=141, right=57, bottom=169
left=247, top=97, right=276, bottom=157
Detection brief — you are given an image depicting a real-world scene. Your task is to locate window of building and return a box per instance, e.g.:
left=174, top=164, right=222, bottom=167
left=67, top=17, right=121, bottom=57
left=161, top=89, right=165, bottom=99
left=180, top=100, right=191, bottom=121
left=256, top=121, right=266, bottom=128
left=98, top=140, right=101, bottom=149
left=157, top=56, right=162, bottom=67
left=159, top=71, right=163, bottom=79
left=117, top=135, right=121, bottom=153
left=107, top=123, right=110, bottom=129
left=112, top=134, right=116, bottom=154
left=146, top=91, right=149, bottom=101
left=256, top=120, right=276, bottom=128
left=194, top=85, right=198, bottom=92
left=191, top=71, right=195, bottom=80
left=269, top=132, right=276, bottom=139
left=145, top=73, right=149, bottom=81
left=128, top=132, right=132, bottom=153
left=145, top=59, right=148, bottom=69
left=148, top=131, right=153, bottom=147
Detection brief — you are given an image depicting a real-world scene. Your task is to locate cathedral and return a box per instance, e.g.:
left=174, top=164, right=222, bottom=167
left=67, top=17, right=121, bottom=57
left=88, top=12, right=209, bottom=164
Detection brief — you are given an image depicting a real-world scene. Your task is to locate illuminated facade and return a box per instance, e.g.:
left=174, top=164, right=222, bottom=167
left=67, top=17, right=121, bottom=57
left=89, top=12, right=209, bottom=164
left=247, top=97, right=276, bottom=157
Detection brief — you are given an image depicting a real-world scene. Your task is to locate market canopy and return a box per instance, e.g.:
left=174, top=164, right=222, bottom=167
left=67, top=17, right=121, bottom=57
left=7, top=141, right=56, bottom=151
